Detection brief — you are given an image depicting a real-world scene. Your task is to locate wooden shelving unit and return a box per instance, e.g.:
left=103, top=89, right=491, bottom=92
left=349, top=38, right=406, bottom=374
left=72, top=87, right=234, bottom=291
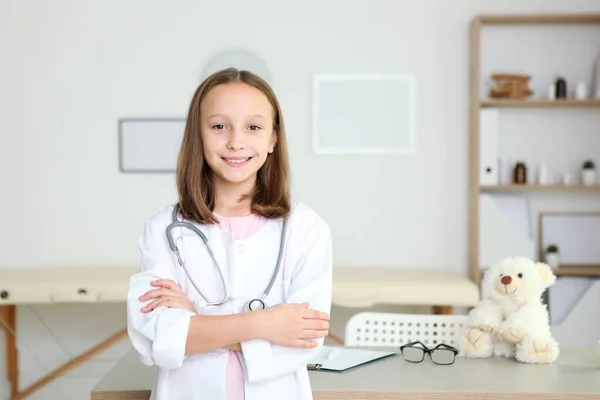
left=468, top=13, right=600, bottom=284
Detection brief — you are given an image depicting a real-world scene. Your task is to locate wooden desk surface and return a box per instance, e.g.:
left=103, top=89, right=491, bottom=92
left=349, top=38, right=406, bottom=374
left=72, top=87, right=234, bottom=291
left=92, top=347, right=600, bottom=400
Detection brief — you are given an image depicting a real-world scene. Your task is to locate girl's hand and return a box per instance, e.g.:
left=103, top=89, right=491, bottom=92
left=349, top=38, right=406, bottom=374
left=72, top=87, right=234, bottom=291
left=257, top=302, right=329, bottom=348
left=139, top=279, right=196, bottom=314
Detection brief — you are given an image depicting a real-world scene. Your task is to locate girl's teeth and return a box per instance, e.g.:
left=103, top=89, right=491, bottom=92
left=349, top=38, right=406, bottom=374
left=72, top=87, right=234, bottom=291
left=226, top=158, right=249, bottom=164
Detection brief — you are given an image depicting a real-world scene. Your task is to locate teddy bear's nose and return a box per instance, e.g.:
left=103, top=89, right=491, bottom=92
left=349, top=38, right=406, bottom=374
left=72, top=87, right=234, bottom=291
left=500, top=276, right=512, bottom=285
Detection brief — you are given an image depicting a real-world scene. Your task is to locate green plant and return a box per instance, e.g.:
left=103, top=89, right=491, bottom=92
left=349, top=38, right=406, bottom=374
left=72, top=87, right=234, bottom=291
left=546, top=244, right=559, bottom=253
left=582, top=159, right=596, bottom=169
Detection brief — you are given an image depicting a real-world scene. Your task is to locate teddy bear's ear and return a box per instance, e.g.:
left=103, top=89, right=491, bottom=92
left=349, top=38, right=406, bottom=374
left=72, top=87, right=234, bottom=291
left=536, top=262, right=556, bottom=287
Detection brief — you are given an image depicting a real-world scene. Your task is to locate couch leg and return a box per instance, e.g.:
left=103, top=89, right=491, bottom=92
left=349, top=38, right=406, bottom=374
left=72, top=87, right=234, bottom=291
left=432, top=306, right=453, bottom=315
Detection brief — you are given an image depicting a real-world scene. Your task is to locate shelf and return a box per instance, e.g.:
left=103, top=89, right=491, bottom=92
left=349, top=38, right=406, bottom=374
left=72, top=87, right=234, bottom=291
left=480, top=99, right=600, bottom=108
left=480, top=266, right=600, bottom=278
left=477, top=13, right=600, bottom=25
left=480, top=184, right=600, bottom=192
left=553, top=266, right=600, bottom=277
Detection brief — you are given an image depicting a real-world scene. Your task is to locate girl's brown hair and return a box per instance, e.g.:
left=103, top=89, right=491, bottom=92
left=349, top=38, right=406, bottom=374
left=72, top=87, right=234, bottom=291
left=176, top=67, right=291, bottom=225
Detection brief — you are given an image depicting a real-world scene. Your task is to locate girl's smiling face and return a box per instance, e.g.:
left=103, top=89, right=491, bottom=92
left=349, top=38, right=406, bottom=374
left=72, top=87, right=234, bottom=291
left=200, top=82, right=277, bottom=188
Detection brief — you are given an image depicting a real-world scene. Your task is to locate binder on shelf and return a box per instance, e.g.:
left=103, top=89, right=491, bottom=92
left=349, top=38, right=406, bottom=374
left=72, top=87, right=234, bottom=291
left=307, top=346, right=397, bottom=372
left=479, top=109, right=499, bottom=185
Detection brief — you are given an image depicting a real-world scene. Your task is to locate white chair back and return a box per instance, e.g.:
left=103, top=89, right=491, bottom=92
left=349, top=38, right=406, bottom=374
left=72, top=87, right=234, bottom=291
left=344, top=312, right=469, bottom=348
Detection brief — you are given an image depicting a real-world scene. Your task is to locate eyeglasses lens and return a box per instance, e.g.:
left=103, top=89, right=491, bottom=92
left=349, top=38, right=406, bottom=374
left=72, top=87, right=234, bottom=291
left=402, top=347, right=425, bottom=362
left=431, top=349, right=455, bottom=365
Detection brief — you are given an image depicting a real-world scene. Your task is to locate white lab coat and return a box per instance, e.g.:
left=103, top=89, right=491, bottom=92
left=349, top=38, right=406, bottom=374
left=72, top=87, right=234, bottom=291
left=127, top=201, right=333, bottom=400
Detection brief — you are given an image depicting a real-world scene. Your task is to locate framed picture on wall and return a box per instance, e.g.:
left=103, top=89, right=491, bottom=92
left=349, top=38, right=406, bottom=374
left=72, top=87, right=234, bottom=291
left=311, top=73, right=416, bottom=155
left=118, top=118, right=185, bottom=173
left=538, top=211, right=600, bottom=271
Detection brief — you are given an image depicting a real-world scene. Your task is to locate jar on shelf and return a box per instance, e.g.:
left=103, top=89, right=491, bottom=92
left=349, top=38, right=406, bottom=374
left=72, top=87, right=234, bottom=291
left=513, top=162, right=527, bottom=184
left=555, top=77, right=567, bottom=99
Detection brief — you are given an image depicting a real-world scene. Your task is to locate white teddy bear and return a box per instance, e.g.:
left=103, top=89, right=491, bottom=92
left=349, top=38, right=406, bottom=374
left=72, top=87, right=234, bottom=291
left=460, top=256, right=559, bottom=364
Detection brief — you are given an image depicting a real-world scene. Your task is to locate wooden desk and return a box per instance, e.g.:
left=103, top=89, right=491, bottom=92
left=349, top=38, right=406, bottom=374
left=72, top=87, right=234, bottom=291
left=92, top=347, right=600, bottom=399
left=0, top=266, right=137, bottom=399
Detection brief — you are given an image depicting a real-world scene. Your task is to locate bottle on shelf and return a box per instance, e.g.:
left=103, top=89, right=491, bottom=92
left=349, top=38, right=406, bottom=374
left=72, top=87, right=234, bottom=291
left=513, top=161, right=527, bottom=184
left=555, top=77, right=567, bottom=99
left=538, top=162, right=548, bottom=185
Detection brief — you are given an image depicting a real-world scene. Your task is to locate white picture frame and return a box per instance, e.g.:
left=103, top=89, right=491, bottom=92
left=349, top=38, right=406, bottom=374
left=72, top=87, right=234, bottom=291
left=311, top=73, right=416, bottom=155
left=118, top=118, right=186, bottom=173
left=539, top=212, right=600, bottom=266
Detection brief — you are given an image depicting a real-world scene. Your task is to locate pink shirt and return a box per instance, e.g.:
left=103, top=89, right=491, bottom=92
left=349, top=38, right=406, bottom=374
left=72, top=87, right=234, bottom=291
left=214, top=212, right=269, bottom=400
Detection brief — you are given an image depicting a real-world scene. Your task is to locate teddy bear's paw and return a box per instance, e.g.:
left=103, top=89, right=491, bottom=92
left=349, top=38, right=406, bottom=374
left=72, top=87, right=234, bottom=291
left=516, top=338, right=559, bottom=364
left=460, top=328, right=493, bottom=358
left=529, top=341, right=558, bottom=363
left=493, top=339, right=515, bottom=358
left=478, top=324, right=494, bottom=333
left=501, top=328, right=526, bottom=344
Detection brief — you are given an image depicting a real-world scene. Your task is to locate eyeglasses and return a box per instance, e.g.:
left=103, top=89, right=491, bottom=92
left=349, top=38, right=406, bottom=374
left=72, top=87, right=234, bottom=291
left=399, top=341, right=458, bottom=365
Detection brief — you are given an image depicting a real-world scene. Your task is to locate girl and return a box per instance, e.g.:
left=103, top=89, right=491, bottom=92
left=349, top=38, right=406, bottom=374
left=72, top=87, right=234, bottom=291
left=127, top=68, right=333, bottom=400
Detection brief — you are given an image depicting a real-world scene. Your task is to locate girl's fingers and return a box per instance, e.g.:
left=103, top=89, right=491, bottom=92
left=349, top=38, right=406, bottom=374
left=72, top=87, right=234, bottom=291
left=293, top=339, right=319, bottom=348
left=139, top=288, right=179, bottom=301
left=141, top=294, right=190, bottom=313
left=150, top=280, right=183, bottom=292
left=141, top=296, right=177, bottom=312
left=141, top=299, right=162, bottom=313
left=300, top=329, right=329, bottom=339
left=302, top=309, right=330, bottom=321
left=303, top=319, right=330, bottom=331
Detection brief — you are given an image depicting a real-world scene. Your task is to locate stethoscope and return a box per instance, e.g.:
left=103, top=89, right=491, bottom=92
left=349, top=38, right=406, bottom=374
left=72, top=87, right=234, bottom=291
left=165, top=203, right=287, bottom=312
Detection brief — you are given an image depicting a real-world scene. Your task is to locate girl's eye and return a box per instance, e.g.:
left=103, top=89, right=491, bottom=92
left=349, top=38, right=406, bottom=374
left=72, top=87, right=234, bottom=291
left=248, top=125, right=260, bottom=131
left=212, top=124, right=225, bottom=130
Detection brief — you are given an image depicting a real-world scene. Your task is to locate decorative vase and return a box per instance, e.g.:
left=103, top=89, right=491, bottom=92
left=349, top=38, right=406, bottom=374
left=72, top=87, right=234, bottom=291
left=545, top=252, right=560, bottom=269
left=575, top=81, right=588, bottom=100
left=548, top=84, right=556, bottom=100
left=582, top=169, right=596, bottom=185
left=555, top=77, right=567, bottom=99
left=499, top=158, right=513, bottom=184
left=538, top=163, right=548, bottom=185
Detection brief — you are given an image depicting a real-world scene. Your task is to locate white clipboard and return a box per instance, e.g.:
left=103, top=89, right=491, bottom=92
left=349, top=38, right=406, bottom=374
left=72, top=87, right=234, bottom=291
left=307, top=345, right=397, bottom=372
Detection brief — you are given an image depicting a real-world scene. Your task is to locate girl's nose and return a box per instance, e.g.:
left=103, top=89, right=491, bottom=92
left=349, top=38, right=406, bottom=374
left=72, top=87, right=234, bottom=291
left=226, top=131, right=245, bottom=150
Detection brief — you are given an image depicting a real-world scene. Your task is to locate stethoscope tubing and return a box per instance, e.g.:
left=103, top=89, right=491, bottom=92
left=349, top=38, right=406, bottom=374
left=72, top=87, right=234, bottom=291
left=166, top=203, right=287, bottom=308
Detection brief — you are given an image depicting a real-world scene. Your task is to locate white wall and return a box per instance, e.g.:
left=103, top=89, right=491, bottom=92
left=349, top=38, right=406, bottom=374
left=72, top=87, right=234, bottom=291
left=1, top=0, right=600, bottom=399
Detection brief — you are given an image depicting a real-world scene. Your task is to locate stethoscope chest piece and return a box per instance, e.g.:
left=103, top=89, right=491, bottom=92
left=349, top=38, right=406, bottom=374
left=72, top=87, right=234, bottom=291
left=243, top=298, right=266, bottom=312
